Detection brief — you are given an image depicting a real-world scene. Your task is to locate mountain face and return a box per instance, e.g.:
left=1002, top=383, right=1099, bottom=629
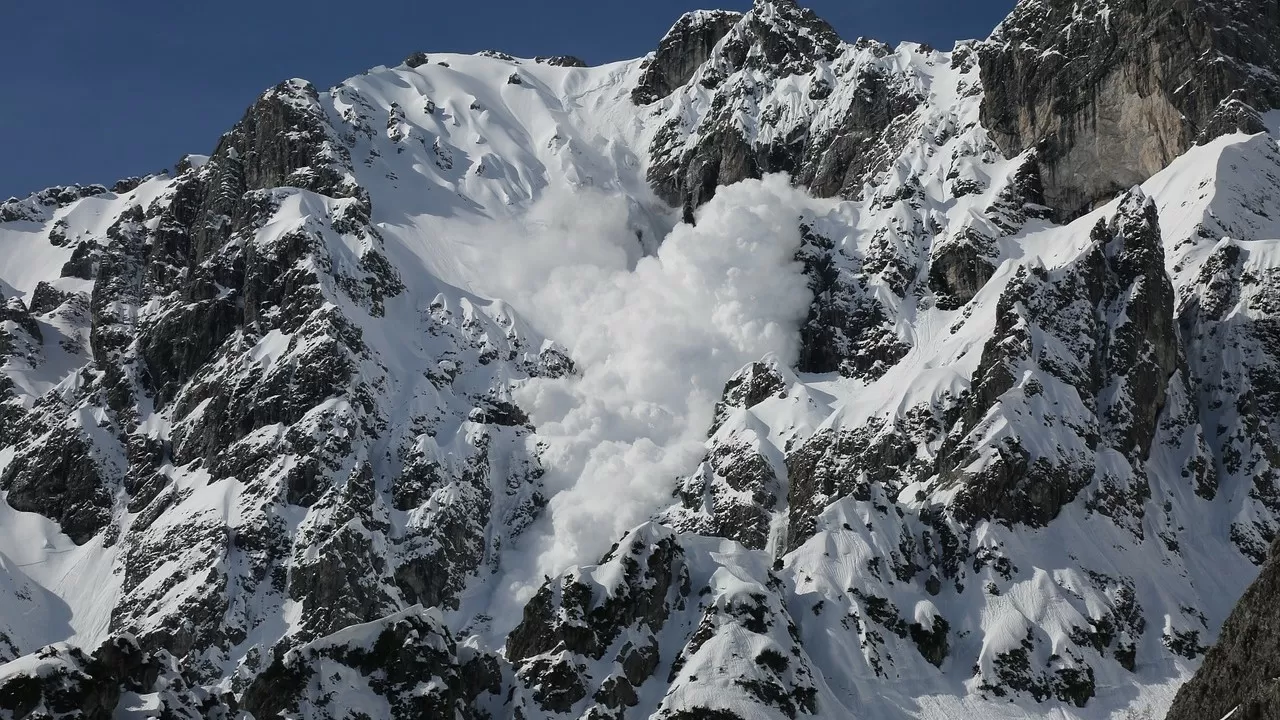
left=980, top=0, right=1280, bottom=219
left=1, top=0, right=1279, bottom=718
left=1164, top=538, right=1280, bottom=720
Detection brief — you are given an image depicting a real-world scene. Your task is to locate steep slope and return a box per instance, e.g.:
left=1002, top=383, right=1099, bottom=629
left=1, top=1, right=1279, bottom=719
left=979, top=0, right=1280, bottom=218
left=1164, top=541, right=1280, bottom=720
left=0, top=53, right=664, bottom=681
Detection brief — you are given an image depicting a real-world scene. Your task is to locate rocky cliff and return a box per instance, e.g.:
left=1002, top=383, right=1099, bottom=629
left=979, top=0, right=1280, bottom=219
left=1165, top=538, right=1280, bottom=720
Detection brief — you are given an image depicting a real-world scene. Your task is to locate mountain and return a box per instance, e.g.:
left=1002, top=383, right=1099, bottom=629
left=2, top=0, right=1279, bottom=718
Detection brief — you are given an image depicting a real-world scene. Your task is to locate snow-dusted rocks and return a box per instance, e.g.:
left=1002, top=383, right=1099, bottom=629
left=0, top=635, right=233, bottom=720
left=941, top=189, right=1192, bottom=530
left=1, top=48, right=554, bottom=688
left=241, top=607, right=495, bottom=720
left=632, top=10, right=743, bottom=106
left=1165, top=540, right=1280, bottom=720
left=644, top=0, right=927, bottom=221
left=506, top=524, right=690, bottom=717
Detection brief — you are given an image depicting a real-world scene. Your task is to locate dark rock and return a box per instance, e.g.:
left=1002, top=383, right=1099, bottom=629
left=791, top=49, right=925, bottom=201
left=60, top=240, right=97, bottom=280
left=985, top=153, right=1054, bottom=234
left=941, top=189, right=1184, bottom=530
left=928, top=227, right=997, bottom=309
left=594, top=674, right=639, bottom=708
left=1, top=425, right=114, bottom=544
left=508, top=524, right=688, bottom=663
left=287, top=464, right=399, bottom=639
left=644, top=3, right=926, bottom=223
left=535, top=345, right=575, bottom=378
left=390, top=427, right=542, bottom=613
left=1166, top=536, right=1280, bottom=720
left=508, top=525, right=690, bottom=714
left=535, top=55, right=588, bottom=67
left=909, top=615, right=950, bottom=667
left=619, top=638, right=661, bottom=686
left=0, top=297, right=42, bottom=345
left=0, top=184, right=108, bottom=224
left=794, top=223, right=909, bottom=379
left=633, top=10, right=743, bottom=105
left=111, top=177, right=145, bottom=194
left=712, top=360, right=787, bottom=431
left=189, top=79, right=363, bottom=263
left=521, top=656, right=586, bottom=712
left=977, top=628, right=1096, bottom=706
left=138, top=292, right=241, bottom=406
left=477, top=50, right=517, bottom=62
left=666, top=440, right=781, bottom=550
left=0, top=635, right=229, bottom=720
left=787, top=416, right=929, bottom=550
left=242, top=608, right=487, bottom=720
left=27, top=281, right=68, bottom=315
left=468, top=397, right=530, bottom=426
left=978, top=0, right=1280, bottom=218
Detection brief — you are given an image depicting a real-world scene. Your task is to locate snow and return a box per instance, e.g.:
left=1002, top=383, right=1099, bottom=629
left=481, top=175, right=822, bottom=598
left=0, top=493, right=117, bottom=650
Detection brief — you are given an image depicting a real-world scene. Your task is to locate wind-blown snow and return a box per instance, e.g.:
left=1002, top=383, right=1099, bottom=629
left=466, top=175, right=820, bottom=596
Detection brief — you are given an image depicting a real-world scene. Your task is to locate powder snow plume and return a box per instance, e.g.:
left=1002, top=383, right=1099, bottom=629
left=463, top=174, right=819, bottom=599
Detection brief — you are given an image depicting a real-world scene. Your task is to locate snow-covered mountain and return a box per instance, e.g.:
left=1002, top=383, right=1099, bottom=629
left=2, top=1, right=1280, bottom=718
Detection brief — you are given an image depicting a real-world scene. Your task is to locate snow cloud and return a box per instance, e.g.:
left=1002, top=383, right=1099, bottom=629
left=465, top=174, right=820, bottom=599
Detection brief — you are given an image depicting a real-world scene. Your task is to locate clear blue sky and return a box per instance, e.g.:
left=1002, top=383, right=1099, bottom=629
left=1, top=0, right=1014, bottom=200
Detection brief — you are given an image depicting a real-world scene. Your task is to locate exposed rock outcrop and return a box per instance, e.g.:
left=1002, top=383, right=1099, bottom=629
left=1165, top=539, right=1280, bottom=720
left=943, top=189, right=1190, bottom=529
left=0, top=636, right=233, bottom=720
left=645, top=1, right=926, bottom=221
left=979, top=0, right=1280, bottom=218
left=633, top=10, right=743, bottom=104
left=507, top=524, right=691, bottom=716
left=2, top=1, right=1280, bottom=717
left=242, top=607, right=495, bottom=720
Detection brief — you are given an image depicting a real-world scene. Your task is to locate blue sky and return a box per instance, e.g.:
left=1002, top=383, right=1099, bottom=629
left=1, top=1, right=1014, bottom=200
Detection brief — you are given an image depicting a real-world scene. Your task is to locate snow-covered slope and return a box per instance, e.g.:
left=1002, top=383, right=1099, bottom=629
left=2, top=1, right=1280, bottom=718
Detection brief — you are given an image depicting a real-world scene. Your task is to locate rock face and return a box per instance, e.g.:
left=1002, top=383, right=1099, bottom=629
left=241, top=607, right=496, bottom=720
left=0, top=65, right=545, bottom=690
left=2, top=1, right=1280, bottom=718
left=660, top=361, right=791, bottom=549
left=1165, top=540, right=1280, bottom=720
left=979, top=0, right=1280, bottom=218
left=506, top=524, right=691, bottom=717
left=941, top=189, right=1191, bottom=530
left=0, top=636, right=234, bottom=720
left=644, top=0, right=927, bottom=221
left=633, top=10, right=743, bottom=105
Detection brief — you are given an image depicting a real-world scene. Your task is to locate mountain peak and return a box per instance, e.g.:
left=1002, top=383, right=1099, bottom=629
left=722, top=0, right=842, bottom=75
left=632, top=10, right=743, bottom=104
left=632, top=0, right=843, bottom=106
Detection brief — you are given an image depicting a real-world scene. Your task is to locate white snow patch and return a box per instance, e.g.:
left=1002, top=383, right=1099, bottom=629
left=464, top=175, right=822, bottom=602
